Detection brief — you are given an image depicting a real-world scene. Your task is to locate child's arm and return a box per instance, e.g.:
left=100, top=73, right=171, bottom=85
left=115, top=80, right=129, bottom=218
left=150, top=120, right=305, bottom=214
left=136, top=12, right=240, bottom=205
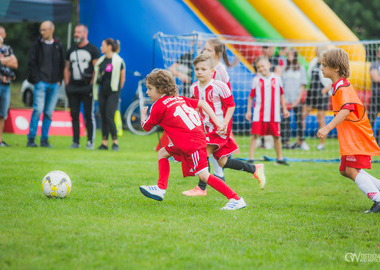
left=280, top=94, right=290, bottom=118
left=317, top=109, right=350, bottom=139
left=245, top=96, right=253, bottom=121
left=198, top=100, right=225, bottom=133
left=141, top=106, right=159, bottom=132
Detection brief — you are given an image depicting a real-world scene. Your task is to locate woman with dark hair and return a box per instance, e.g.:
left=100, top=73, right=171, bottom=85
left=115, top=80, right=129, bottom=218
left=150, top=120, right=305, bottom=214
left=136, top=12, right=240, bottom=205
left=281, top=49, right=308, bottom=150
left=93, top=38, right=125, bottom=151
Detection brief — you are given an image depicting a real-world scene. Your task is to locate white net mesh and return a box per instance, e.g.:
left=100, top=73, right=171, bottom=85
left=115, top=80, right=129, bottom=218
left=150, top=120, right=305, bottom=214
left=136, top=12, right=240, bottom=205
left=154, top=32, right=380, bottom=161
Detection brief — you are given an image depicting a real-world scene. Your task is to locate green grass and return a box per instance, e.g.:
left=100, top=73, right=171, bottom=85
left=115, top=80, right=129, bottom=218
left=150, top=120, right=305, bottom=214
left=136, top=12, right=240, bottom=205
left=1, top=132, right=380, bottom=269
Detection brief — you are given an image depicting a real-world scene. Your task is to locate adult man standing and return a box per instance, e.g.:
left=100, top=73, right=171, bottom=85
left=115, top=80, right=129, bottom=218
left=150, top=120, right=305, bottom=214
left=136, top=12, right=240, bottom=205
left=64, top=24, right=99, bottom=149
left=369, top=46, right=380, bottom=144
left=0, top=26, right=18, bottom=147
left=27, top=20, right=64, bottom=148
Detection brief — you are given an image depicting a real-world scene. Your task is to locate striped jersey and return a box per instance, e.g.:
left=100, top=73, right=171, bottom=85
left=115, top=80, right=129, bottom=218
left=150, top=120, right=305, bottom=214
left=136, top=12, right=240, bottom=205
left=213, top=62, right=231, bottom=89
left=190, top=79, right=235, bottom=134
left=249, top=73, right=284, bottom=122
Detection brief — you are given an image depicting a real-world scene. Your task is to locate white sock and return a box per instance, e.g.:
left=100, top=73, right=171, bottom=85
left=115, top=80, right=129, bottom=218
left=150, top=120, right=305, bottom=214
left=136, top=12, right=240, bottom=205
left=355, top=171, right=380, bottom=202
left=210, top=155, right=224, bottom=178
left=360, top=169, right=380, bottom=190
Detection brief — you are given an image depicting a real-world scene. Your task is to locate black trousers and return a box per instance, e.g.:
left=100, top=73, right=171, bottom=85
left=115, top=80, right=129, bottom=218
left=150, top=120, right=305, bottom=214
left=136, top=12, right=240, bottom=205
left=98, top=90, right=120, bottom=140
left=281, top=104, right=304, bottom=144
left=68, top=92, right=95, bottom=144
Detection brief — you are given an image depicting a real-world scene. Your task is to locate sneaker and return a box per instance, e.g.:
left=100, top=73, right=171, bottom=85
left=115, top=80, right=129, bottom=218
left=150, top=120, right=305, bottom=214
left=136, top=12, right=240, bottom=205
left=275, top=159, right=290, bottom=166
left=40, top=139, right=52, bottom=148
left=0, top=141, right=10, bottom=147
left=282, top=143, right=291, bottom=149
left=27, top=138, right=37, bottom=147
left=221, top=197, right=246, bottom=210
left=98, top=144, right=108, bottom=150
left=364, top=201, right=380, bottom=213
left=139, top=185, right=166, bottom=201
left=214, top=174, right=226, bottom=182
left=253, top=164, right=266, bottom=189
left=182, top=185, right=207, bottom=196
left=300, top=141, right=310, bottom=151
left=290, top=142, right=300, bottom=149
left=69, top=142, right=80, bottom=149
left=86, top=141, right=94, bottom=150
left=317, top=144, right=325, bottom=150
left=112, top=143, right=119, bottom=151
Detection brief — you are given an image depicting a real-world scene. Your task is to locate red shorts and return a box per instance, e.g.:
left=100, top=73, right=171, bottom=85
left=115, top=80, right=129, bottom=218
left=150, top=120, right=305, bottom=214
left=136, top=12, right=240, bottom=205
left=206, top=131, right=238, bottom=160
left=339, top=155, right=371, bottom=171
left=165, top=143, right=209, bottom=177
left=251, top=121, right=280, bottom=137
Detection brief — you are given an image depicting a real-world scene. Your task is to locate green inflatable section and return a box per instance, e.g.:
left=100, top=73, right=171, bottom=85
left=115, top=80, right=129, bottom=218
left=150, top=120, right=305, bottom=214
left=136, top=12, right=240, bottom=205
left=218, top=0, right=309, bottom=69
left=218, top=0, right=282, bottom=40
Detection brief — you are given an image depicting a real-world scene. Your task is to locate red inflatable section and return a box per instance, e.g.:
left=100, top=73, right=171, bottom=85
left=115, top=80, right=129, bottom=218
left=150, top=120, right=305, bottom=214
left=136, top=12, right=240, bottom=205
left=188, top=0, right=261, bottom=64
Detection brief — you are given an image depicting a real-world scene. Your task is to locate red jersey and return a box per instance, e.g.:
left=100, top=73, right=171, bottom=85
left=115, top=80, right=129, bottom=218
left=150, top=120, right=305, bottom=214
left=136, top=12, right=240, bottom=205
left=250, top=73, right=284, bottom=123
left=142, top=95, right=206, bottom=153
left=190, top=79, right=235, bottom=135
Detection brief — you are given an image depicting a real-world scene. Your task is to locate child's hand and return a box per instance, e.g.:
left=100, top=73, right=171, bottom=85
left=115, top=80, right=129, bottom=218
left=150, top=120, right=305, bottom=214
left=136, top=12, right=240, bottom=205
left=216, top=121, right=227, bottom=135
left=317, top=127, right=329, bottom=139
left=141, top=106, right=148, bottom=121
left=245, top=112, right=252, bottom=122
left=283, top=109, right=290, bottom=118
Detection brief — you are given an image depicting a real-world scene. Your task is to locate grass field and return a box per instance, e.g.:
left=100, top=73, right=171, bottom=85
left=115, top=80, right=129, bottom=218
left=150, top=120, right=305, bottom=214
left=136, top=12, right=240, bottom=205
left=1, top=131, right=380, bottom=269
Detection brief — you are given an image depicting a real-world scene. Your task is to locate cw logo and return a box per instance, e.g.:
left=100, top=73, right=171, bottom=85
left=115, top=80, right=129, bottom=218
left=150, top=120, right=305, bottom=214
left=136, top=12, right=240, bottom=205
left=345, top=253, right=360, bottom=262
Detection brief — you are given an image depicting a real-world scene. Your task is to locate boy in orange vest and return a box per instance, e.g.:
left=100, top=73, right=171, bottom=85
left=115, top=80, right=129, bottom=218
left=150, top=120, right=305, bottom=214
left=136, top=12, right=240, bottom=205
left=317, top=48, right=380, bottom=213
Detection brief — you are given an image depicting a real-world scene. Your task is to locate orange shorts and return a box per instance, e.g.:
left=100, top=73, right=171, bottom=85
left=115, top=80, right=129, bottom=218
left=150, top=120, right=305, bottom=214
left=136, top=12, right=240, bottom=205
left=206, top=131, right=238, bottom=160
left=251, top=121, right=280, bottom=137
left=339, top=155, right=371, bottom=171
left=165, top=143, right=209, bottom=177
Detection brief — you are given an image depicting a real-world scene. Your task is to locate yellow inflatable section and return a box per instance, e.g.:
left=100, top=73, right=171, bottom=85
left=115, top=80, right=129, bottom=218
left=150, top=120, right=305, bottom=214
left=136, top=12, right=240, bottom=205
left=292, top=0, right=365, bottom=62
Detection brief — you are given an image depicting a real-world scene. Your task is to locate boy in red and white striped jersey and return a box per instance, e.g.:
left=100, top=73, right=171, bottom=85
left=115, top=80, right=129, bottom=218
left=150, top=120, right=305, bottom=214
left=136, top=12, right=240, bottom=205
left=246, top=56, right=290, bottom=165
left=183, top=54, right=266, bottom=196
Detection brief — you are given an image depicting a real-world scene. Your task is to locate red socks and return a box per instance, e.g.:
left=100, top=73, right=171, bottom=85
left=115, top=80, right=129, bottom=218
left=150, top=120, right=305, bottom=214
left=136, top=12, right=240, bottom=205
left=157, top=158, right=170, bottom=190
left=207, top=174, right=239, bottom=200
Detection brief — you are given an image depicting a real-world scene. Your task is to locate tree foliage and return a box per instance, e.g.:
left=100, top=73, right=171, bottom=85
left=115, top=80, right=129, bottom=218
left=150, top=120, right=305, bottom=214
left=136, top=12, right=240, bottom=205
left=324, top=0, right=380, bottom=40
left=0, top=0, right=77, bottom=81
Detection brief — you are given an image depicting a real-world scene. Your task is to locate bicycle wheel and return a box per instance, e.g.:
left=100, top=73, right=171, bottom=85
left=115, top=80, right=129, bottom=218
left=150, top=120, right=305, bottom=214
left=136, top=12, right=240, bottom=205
left=124, top=98, right=158, bottom=135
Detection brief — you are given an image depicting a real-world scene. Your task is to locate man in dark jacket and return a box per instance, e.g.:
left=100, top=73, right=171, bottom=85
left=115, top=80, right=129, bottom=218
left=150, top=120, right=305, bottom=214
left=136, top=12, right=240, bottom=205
left=27, top=20, right=64, bottom=147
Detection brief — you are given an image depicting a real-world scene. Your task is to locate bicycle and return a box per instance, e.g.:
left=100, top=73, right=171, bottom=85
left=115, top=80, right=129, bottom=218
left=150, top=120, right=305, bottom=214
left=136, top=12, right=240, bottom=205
left=124, top=71, right=158, bottom=135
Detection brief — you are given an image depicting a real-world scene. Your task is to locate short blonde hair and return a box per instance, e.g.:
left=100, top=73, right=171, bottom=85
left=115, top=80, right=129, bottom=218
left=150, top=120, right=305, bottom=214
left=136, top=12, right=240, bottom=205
left=322, top=48, right=350, bottom=78
left=146, top=69, right=178, bottom=96
left=193, top=53, right=213, bottom=68
left=254, top=55, right=269, bottom=66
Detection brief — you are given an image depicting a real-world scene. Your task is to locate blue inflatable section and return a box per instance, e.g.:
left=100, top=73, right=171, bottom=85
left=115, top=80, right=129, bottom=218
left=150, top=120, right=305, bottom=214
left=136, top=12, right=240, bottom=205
left=79, top=0, right=212, bottom=114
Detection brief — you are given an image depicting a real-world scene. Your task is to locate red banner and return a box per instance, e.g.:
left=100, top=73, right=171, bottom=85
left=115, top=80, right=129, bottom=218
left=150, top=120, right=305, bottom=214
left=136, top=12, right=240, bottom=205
left=4, top=109, right=86, bottom=136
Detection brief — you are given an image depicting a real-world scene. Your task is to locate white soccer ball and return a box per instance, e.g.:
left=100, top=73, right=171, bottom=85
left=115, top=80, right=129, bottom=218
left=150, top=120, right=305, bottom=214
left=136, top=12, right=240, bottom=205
left=42, top=171, right=72, bottom=198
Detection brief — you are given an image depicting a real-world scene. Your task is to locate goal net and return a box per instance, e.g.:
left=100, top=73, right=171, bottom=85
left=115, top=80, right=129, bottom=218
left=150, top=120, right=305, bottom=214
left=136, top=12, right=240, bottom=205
left=154, top=32, right=380, bottom=162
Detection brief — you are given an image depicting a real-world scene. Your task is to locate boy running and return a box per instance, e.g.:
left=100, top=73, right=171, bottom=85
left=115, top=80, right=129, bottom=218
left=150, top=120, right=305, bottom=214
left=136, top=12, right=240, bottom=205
left=317, top=48, right=380, bottom=213
left=140, top=69, right=246, bottom=210
left=183, top=54, right=266, bottom=196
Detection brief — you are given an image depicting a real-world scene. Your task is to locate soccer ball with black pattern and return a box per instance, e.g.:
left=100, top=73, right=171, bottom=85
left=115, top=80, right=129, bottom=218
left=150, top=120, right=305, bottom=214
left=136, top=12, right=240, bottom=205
left=42, top=171, right=72, bottom=198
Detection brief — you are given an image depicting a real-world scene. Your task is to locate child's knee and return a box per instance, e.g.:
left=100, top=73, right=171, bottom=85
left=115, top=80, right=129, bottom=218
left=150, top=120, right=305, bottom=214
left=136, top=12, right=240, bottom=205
left=158, top=147, right=170, bottom=159
left=198, top=170, right=209, bottom=182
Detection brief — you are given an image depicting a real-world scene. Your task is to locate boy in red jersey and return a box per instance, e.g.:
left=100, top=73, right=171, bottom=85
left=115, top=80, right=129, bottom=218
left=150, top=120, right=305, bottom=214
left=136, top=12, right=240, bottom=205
left=317, top=48, right=380, bottom=213
left=140, top=69, right=246, bottom=210
left=245, top=56, right=290, bottom=165
left=183, top=54, right=266, bottom=196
